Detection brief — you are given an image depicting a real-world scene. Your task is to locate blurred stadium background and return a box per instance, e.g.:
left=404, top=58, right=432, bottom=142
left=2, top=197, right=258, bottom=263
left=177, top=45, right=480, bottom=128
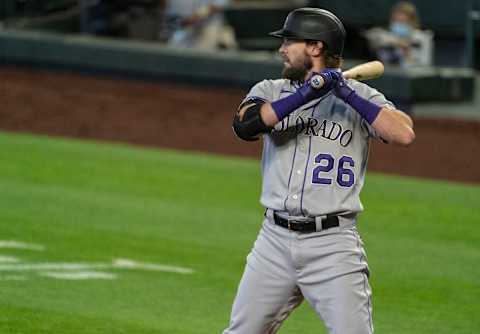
left=0, top=1, right=479, bottom=333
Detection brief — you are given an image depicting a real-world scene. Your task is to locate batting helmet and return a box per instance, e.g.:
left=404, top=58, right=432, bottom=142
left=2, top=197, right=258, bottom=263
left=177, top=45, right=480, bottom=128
left=269, top=8, right=346, bottom=57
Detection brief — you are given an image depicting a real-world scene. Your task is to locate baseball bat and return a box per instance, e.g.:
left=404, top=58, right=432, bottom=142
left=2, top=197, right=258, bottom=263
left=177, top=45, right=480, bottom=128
left=310, top=61, right=384, bottom=89
left=343, top=60, right=384, bottom=81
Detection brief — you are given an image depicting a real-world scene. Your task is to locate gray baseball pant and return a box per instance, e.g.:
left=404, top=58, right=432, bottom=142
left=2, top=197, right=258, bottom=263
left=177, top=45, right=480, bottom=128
left=223, top=214, right=373, bottom=334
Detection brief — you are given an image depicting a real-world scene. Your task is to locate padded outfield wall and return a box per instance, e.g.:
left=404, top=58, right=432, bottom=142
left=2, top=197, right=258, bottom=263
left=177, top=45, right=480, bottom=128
left=0, top=29, right=475, bottom=103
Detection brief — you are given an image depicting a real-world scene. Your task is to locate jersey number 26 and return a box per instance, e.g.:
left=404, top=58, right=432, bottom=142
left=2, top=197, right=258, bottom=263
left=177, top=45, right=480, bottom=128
left=312, top=153, right=355, bottom=187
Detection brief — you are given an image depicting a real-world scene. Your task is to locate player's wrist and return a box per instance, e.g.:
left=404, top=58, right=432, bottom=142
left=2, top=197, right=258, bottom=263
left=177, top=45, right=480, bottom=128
left=333, top=79, right=381, bottom=124
left=344, top=92, right=382, bottom=124
left=271, top=90, right=306, bottom=121
left=271, top=79, right=330, bottom=121
left=333, top=78, right=354, bottom=101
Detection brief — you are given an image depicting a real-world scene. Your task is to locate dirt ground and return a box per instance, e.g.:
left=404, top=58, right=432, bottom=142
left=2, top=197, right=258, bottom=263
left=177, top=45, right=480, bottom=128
left=1, top=66, right=479, bottom=184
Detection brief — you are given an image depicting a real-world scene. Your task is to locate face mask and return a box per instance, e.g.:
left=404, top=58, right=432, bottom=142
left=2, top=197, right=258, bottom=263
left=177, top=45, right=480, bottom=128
left=390, top=22, right=412, bottom=38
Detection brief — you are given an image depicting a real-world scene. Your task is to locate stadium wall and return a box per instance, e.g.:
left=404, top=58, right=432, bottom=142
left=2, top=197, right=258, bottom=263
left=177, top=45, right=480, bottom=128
left=0, top=29, right=475, bottom=102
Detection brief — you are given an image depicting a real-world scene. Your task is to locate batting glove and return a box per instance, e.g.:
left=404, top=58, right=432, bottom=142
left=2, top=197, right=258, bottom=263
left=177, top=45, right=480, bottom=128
left=271, top=69, right=340, bottom=122
left=298, top=69, right=341, bottom=101
left=333, top=76, right=355, bottom=101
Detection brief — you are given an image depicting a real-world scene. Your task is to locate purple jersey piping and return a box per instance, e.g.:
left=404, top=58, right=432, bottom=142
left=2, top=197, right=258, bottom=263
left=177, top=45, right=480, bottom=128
left=299, top=135, right=313, bottom=216
left=298, top=100, right=325, bottom=217
left=283, top=130, right=298, bottom=211
left=280, top=89, right=331, bottom=216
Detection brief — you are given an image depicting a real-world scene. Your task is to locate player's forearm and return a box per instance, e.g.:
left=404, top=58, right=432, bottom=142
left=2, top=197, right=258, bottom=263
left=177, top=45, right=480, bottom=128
left=333, top=80, right=414, bottom=146
left=260, top=103, right=280, bottom=127
left=372, top=108, right=415, bottom=146
left=395, top=108, right=414, bottom=128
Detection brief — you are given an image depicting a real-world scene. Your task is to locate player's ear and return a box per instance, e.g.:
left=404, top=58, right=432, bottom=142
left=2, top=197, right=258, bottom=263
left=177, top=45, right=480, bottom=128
left=307, top=41, right=324, bottom=57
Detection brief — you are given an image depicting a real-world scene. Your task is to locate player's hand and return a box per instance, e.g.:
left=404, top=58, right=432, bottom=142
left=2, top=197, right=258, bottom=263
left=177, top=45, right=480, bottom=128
left=298, top=69, right=340, bottom=102
left=314, top=69, right=342, bottom=90
left=333, top=76, right=355, bottom=101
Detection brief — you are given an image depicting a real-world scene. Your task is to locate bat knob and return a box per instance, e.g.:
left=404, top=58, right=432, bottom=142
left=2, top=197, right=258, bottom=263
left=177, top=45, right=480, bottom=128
left=310, top=75, right=324, bottom=89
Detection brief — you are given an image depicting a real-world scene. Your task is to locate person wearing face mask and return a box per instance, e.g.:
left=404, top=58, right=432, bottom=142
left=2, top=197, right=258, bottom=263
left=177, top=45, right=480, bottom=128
left=364, top=1, right=433, bottom=67
left=161, top=0, right=236, bottom=50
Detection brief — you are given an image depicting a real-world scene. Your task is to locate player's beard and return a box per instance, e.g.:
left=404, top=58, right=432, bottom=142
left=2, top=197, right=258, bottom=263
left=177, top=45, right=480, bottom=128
left=282, top=51, right=313, bottom=82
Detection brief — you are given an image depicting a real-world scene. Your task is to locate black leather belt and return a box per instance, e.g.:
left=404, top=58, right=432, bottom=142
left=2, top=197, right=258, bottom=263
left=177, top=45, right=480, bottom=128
left=273, top=213, right=339, bottom=233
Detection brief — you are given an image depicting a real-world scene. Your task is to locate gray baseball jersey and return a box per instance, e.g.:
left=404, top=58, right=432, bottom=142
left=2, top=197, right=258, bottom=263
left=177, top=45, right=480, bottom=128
left=243, top=78, right=393, bottom=218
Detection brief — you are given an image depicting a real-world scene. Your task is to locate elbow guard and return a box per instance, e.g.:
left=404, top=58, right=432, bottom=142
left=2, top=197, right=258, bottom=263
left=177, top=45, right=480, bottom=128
left=232, top=102, right=272, bottom=141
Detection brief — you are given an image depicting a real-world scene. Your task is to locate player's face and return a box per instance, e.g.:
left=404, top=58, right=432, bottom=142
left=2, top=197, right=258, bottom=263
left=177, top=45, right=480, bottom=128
left=279, top=39, right=313, bottom=82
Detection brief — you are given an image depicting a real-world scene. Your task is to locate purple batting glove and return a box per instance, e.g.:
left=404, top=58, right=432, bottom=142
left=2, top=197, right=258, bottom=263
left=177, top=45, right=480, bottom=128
left=311, top=69, right=342, bottom=89
left=333, top=77, right=355, bottom=101
left=271, top=69, right=342, bottom=122
left=299, top=69, right=341, bottom=100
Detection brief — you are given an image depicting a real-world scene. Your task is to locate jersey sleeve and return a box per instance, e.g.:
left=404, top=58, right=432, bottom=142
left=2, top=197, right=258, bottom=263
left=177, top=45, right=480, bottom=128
left=240, top=80, right=275, bottom=108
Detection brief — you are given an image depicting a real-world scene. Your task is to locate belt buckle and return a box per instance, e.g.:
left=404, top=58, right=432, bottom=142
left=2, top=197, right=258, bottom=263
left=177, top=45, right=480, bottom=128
left=287, top=220, right=302, bottom=231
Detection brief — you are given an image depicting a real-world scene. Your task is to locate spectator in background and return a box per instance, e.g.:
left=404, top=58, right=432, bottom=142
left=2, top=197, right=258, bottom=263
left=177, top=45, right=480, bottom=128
left=364, top=1, right=433, bottom=67
left=84, top=0, right=165, bottom=40
left=161, top=0, right=236, bottom=50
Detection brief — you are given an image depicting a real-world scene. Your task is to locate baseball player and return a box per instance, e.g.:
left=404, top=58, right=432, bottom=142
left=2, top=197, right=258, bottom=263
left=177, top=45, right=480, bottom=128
left=223, top=7, right=415, bottom=334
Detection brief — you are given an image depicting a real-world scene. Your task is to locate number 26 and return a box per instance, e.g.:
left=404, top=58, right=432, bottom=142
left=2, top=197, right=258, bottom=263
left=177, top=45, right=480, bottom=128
left=312, top=153, right=355, bottom=187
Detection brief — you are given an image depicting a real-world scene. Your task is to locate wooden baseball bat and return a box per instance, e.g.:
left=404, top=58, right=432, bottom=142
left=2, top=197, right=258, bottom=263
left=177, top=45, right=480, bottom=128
left=342, top=60, right=384, bottom=81
left=310, top=60, right=384, bottom=89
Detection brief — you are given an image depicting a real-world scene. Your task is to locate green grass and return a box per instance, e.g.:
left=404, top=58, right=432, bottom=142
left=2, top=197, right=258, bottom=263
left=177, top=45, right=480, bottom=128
left=0, top=131, right=478, bottom=334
